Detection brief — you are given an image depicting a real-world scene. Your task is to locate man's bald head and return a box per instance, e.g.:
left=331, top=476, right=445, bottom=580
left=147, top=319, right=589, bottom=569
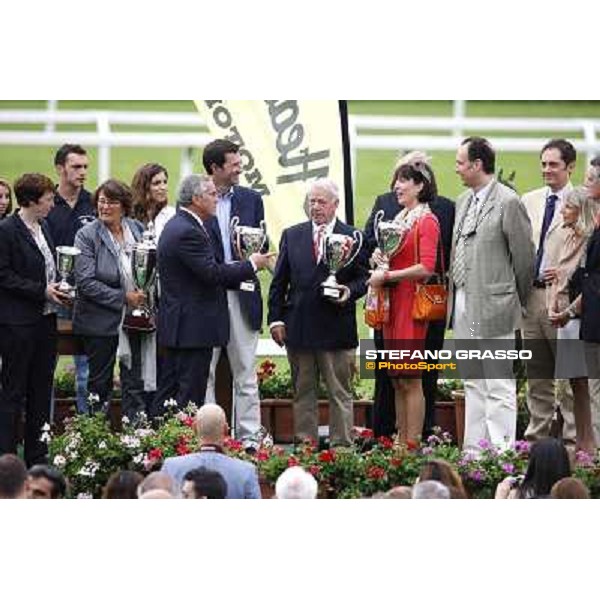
left=139, top=489, right=174, bottom=500
left=138, top=472, right=177, bottom=497
left=196, top=404, right=228, bottom=443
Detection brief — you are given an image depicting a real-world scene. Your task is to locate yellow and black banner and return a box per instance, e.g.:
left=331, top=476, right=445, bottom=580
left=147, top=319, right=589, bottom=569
left=195, top=100, right=353, bottom=246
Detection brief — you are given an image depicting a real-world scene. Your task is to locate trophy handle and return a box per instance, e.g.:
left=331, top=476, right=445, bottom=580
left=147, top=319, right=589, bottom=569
left=229, top=216, right=241, bottom=258
left=259, top=220, right=268, bottom=252
left=373, top=210, right=385, bottom=249
left=344, top=230, right=364, bottom=269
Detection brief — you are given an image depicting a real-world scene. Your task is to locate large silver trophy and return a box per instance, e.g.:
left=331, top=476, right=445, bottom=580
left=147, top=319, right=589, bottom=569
left=373, top=210, right=404, bottom=270
left=56, top=246, right=81, bottom=299
left=320, top=230, right=363, bottom=300
left=129, top=224, right=157, bottom=332
left=230, top=216, right=268, bottom=292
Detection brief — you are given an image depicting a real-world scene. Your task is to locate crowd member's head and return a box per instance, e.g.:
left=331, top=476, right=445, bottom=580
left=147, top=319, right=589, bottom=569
left=195, top=404, right=228, bottom=445
left=137, top=472, right=178, bottom=498
left=13, top=173, right=55, bottom=221
left=518, top=438, right=571, bottom=499
left=418, top=459, right=467, bottom=499
left=182, top=467, right=227, bottom=499
left=456, top=136, right=495, bottom=189
left=177, top=174, right=218, bottom=221
left=93, top=179, right=133, bottom=230
left=139, top=489, right=173, bottom=499
left=275, top=466, right=318, bottom=499
left=202, top=139, right=242, bottom=190
left=307, top=178, right=339, bottom=226
left=393, top=160, right=437, bottom=208
left=540, top=139, right=576, bottom=192
left=27, top=465, right=67, bottom=499
left=584, top=156, right=600, bottom=201
left=561, top=186, right=597, bottom=237
left=411, top=480, right=450, bottom=499
left=54, top=144, right=88, bottom=193
left=0, top=177, right=13, bottom=219
left=550, top=477, right=590, bottom=499
left=131, top=163, right=169, bottom=224
left=383, top=486, right=412, bottom=499
left=0, top=455, right=28, bottom=499
left=102, top=470, right=144, bottom=499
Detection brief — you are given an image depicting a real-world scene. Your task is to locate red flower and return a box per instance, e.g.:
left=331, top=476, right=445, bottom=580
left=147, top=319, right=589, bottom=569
left=367, top=466, right=386, bottom=480
left=360, top=428, right=374, bottom=439
left=390, top=458, right=402, bottom=468
left=378, top=436, right=394, bottom=449
left=287, top=456, right=300, bottom=467
left=175, top=443, right=190, bottom=456
left=406, top=439, right=419, bottom=451
left=182, top=416, right=195, bottom=428
left=308, top=465, right=321, bottom=476
left=256, top=450, right=270, bottom=462
left=148, top=448, right=163, bottom=461
left=318, top=450, right=335, bottom=463
left=223, top=437, right=243, bottom=451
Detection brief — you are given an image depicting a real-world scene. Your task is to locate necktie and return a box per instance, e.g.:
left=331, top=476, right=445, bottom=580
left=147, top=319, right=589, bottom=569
left=314, top=224, right=325, bottom=261
left=534, top=194, right=558, bottom=279
left=452, top=195, right=478, bottom=288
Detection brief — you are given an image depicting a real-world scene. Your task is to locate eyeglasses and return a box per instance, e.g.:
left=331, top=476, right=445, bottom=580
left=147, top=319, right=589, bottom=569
left=97, top=198, right=121, bottom=207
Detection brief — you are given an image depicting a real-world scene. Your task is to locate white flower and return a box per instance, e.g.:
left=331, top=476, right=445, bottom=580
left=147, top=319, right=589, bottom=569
left=121, top=416, right=130, bottom=425
left=133, top=453, right=144, bottom=465
left=134, top=428, right=153, bottom=438
left=53, top=455, right=66, bottom=468
left=41, top=423, right=51, bottom=432
left=40, top=432, right=51, bottom=443
left=163, top=398, right=178, bottom=408
left=77, top=467, right=93, bottom=477
left=76, top=492, right=93, bottom=499
left=98, top=441, right=107, bottom=450
left=87, top=393, right=100, bottom=405
left=120, top=435, right=141, bottom=449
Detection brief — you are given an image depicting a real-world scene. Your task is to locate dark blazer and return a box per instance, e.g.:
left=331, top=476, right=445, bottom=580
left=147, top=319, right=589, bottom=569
left=580, top=227, right=600, bottom=343
left=157, top=210, right=255, bottom=349
left=0, top=214, right=55, bottom=325
left=205, top=186, right=266, bottom=331
left=268, top=219, right=369, bottom=351
left=363, top=191, right=455, bottom=272
left=73, top=218, right=143, bottom=337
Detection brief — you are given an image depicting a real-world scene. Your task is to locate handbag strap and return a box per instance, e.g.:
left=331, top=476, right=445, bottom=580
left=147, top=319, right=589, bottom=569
left=414, top=214, right=445, bottom=279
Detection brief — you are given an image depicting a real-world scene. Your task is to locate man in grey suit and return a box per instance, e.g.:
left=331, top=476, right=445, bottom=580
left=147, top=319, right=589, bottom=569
left=450, top=137, right=535, bottom=451
left=161, top=404, right=261, bottom=499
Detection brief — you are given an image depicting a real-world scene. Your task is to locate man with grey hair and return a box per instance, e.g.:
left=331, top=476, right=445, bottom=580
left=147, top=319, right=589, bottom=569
left=411, top=480, right=450, bottom=499
left=137, top=471, right=178, bottom=498
left=268, top=178, right=368, bottom=447
left=275, top=466, right=318, bottom=499
left=153, top=174, right=273, bottom=415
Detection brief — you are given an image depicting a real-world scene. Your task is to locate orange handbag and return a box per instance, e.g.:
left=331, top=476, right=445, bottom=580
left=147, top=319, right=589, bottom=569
left=411, top=219, right=448, bottom=322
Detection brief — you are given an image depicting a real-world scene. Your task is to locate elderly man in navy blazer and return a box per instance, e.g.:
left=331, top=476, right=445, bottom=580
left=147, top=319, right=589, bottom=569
left=161, top=404, right=261, bottom=498
left=268, top=178, right=369, bottom=446
left=154, top=174, right=272, bottom=415
left=202, top=139, right=268, bottom=448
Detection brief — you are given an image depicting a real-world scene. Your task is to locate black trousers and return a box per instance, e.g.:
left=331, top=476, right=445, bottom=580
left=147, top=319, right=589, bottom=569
left=81, top=334, right=119, bottom=413
left=152, top=347, right=212, bottom=417
left=371, top=319, right=447, bottom=439
left=0, top=315, right=57, bottom=466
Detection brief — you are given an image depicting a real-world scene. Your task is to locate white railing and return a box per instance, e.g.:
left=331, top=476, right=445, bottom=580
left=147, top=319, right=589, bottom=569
left=1, top=108, right=600, bottom=184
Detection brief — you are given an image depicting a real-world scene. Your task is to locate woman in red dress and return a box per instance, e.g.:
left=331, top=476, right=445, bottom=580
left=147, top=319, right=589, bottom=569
left=368, top=161, right=441, bottom=445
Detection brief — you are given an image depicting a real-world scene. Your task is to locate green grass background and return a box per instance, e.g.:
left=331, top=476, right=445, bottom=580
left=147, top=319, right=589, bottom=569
left=2, top=100, right=599, bottom=363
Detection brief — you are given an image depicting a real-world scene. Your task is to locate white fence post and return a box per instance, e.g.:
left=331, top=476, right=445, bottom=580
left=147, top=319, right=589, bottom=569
left=453, top=100, right=466, bottom=139
left=45, top=100, right=58, bottom=133
left=180, top=147, right=194, bottom=180
left=96, top=112, right=111, bottom=181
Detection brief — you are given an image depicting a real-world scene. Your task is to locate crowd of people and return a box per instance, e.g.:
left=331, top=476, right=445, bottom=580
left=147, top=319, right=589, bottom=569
left=2, top=134, right=600, bottom=499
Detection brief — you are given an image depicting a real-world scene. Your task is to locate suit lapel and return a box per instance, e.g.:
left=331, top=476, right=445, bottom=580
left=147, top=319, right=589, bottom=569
left=14, top=214, right=42, bottom=255
left=475, top=180, right=497, bottom=227
left=98, top=223, right=119, bottom=260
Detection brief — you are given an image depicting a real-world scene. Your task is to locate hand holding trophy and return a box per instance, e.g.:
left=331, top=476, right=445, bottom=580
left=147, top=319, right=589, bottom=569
left=320, top=230, right=363, bottom=301
left=56, top=245, right=82, bottom=299
left=230, top=216, right=268, bottom=292
left=128, top=225, right=157, bottom=332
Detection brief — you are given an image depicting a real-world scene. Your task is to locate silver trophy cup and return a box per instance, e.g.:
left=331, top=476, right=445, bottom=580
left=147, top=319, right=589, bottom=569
left=230, top=216, right=268, bottom=292
left=320, top=230, right=363, bottom=300
left=130, top=227, right=157, bottom=329
left=56, top=246, right=81, bottom=299
left=373, top=210, right=404, bottom=271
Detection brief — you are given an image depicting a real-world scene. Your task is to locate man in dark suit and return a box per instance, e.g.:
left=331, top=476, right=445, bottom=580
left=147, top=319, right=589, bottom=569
left=364, top=153, right=455, bottom=439
left=202, top=139, right=267, bottom=447
left=0, top=173, right=70, bottom=466
left=154, top=174, right=272, bottom=415
left=268, top=178, right=368, bottom=446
